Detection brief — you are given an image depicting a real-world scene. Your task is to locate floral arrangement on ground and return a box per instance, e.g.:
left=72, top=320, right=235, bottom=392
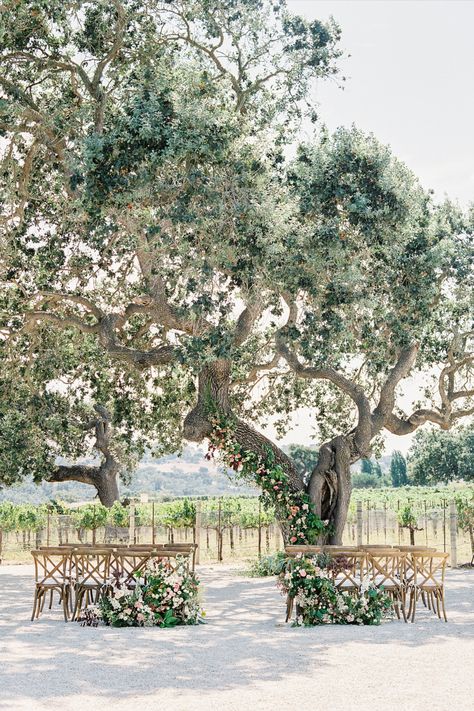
left=82, top=557, right=204, bottom=628
left=207, top=413, right=328, bottom=544
left=279, top=553, right=393, bottom=626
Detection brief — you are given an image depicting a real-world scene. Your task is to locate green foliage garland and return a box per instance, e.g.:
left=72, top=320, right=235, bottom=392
left=278, top=554, right=392, bottom=626
left=206, top=415, right=327, bottom=543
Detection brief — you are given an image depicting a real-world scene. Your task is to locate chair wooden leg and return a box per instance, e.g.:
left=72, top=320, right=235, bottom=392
left=425, top=591, right=431, bottom=610
left=434, top=590, right=442, bottom=620
left=398, top=591, right=407, bottom=623
left=410, top=590, right=417, bottom=622
left=37, top=589, right=46, bottom=618
left=72, top=588, right=82, bottom=621
left=286, top=596, right=294, bottom=623
left=440, top=590, right=448, bottom=622
left=49, top=589, right=54, bottom=609
left=31, top=588, right=39, bottom=621
left=393, top=594, right=400, bottom=620
left=62, top=587, right=69, bottom=622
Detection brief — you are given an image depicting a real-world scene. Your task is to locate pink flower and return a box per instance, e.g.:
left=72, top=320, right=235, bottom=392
left=299, top=570, right=307, bottom=577
left=137, top=613, right=145, bottom=622
left=290, top=536, right=297, bottom=543
left=134, top=600, right=143, bottom=609
left=273, top=485, right=279, bottom=490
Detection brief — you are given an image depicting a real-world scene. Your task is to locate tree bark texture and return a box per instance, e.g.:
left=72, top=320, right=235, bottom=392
left=47, top=406, right=121, bottom=507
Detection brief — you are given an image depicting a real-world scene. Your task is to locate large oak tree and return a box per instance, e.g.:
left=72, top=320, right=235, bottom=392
left=1, top=0, right=472, bottom=538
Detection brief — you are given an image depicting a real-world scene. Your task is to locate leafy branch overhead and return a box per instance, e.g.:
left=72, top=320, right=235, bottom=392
left=0, top=0, right=472, bottom=535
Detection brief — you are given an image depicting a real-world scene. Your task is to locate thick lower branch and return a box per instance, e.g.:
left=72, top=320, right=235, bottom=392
left=48, top=462, right=120, bottom=507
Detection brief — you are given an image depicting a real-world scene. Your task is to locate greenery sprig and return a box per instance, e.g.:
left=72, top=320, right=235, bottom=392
left=206, top=413, right=327, bottom=543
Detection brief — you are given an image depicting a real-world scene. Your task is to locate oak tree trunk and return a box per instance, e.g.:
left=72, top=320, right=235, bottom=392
left=184, top=359, right=359, bottom=544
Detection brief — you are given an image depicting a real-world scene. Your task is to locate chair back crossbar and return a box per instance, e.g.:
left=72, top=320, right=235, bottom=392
left=32, top=549, right=70, bottom=588
left=110, top=550, right=155, bottom=584
left=326, top=551, right=366, bottom=592
left=30, top=550, right=72, bottom=621
left=366, top=551, right=406, bottom=589
left=73, top=550, right=110, bottom=587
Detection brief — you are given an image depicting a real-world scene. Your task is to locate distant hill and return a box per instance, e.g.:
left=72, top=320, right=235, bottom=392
left=0, top=446, right=258, bottom=504
left=0, top=445, right=396, bottom=504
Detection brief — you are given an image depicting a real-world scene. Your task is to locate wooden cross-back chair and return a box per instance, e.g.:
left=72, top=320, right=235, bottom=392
left=72, top=549, right=110, bottom=620
left=111, top=549, right=192, bottom=585
left=31, top=549, right=72, bottom=622
left=366, top=551, right=407, bottom=621
left=110, top=549, right=157, bottom=585
left=326, top=551, right=367, bottom=595
left=407, top=552, right=449, bottom=622
left=400, top=547, right=437, bottom=587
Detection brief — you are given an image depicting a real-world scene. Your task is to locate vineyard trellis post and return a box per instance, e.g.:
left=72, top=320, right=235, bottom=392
left=366, top=500, right=370, bottom=544
left=443, top=499, right=447, bottom=552
left=129, top=503, right=135, bottom=545
left=397, top=500, right=401, bottom=546
left=194, top=501, right=201, bottom=566
left=258, top=499, right=262, bottom=558
left=424, top=500, right=428, bottom=546
left=450, top=501, right=457, bottom=568
left=356, top=501, right=362, bottom=547
left=152, top=502, right=155, bottom=545
left=217, top=498, right=223, bottom=562
left=92, top=505, right=96, bottom=546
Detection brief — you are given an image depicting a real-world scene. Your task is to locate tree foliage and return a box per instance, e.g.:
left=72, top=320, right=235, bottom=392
left=390, top=450, right=408, bottom=487
left=409, top=425, right=474, bottom=484
left=0, top=0, right=472, bottom=539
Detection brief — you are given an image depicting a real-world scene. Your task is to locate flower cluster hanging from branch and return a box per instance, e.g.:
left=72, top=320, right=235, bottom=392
left=206, top=415, right=327, bottom=544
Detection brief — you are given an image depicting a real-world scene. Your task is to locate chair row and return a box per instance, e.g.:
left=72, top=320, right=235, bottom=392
left=284, top=547, right=449, bottom=623
left=51, top=541, right=197, bottom=571
left=31, top=546, right=195, bottom=622
left=285, top=544, right=437, bottom=555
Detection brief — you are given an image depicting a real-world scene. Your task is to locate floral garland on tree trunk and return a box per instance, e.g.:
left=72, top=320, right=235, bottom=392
left=206, top=414, right=328, bottom=544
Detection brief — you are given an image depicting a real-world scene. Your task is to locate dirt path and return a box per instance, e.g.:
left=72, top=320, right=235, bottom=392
left=0, top=564, right=473, bottom=711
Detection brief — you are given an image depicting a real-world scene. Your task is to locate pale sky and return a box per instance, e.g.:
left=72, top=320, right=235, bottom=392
left=289, top=0, right=474, bottom=208
left=273, top=1, right=474, bottom=454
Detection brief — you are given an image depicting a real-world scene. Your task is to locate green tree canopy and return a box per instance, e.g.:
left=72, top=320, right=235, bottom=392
left=361, top=459, right=373, bottom=475
left=0, top=0, right=472, bottom=540
left=390, top=450, right=408, bottom=487
left=409, top=425, right=474, bottom=484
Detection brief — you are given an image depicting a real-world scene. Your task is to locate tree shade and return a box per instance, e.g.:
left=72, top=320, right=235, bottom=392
left=0, top=0, right=472, bottom=536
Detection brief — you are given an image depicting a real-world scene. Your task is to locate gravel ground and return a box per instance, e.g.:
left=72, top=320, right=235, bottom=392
left=0, top=563, right=473, bottom=711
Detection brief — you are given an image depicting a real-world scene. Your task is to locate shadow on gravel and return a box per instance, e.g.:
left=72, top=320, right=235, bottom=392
left=0, top=566, right=472, bottom=706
